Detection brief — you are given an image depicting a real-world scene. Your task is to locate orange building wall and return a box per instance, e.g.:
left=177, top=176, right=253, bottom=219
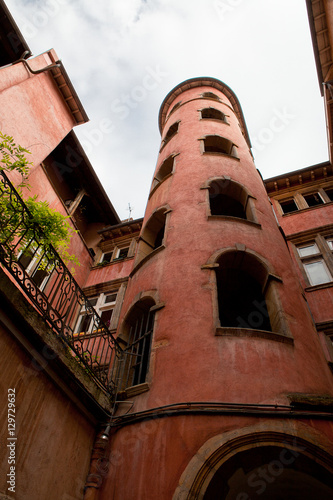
left=0, top=322, right=95, bottom=500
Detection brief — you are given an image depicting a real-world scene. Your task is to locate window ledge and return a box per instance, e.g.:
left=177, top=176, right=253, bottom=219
left=207, top=215, right=261, bottom=228
left=130, top=245, right=166, bottom=277
left=215, top=327, right=294, bottom=345
left=304, top=281, right=333, bottom=292
left=203, top=152, right=240, bottom=160
left=117, top=382, right=150, bottom=400
left=92, top=256, right=133, bottom=269
left=282, top=202, right=333, bottom=216
left=200, top=118, right=230, bottom=125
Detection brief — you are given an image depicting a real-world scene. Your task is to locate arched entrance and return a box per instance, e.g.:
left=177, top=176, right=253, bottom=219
left=204, top=445, right=333, bottom=500
left=173, top=425, right=333, bottom=500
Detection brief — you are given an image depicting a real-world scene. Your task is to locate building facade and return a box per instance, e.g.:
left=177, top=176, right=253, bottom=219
left=0, top=1, right=333, bottom=499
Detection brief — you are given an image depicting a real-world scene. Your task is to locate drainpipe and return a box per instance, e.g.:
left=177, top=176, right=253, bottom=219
left=15, top=50, right=61, bottom=74
left=83, top=425, right=112, bottom=500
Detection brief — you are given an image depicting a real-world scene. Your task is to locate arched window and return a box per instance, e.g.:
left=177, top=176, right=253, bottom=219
left=201, top=108, right=227, bottom=123
left=215, top=251, right=281, bottom=332
left=161, top=121, right=179, bottom=149
left=135, top=207, right=168, bottom=266
left=203, top=135, right=238, bottom=158
left=151, top=155, right=175, bottom=191
left=169, top=101, right=182, bottom=115
left=201, top=92, right=220, bottom=101
left=208, top=179, right=256, bottom=221
left=118, top=298, right=155, bottom=389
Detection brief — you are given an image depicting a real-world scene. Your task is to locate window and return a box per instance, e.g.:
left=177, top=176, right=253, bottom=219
left=169, top=101, right=181, bottom=115
left=296, top=238, right=333, bottom=286
left=203, top=135, right=238, bottom=158
left=201, top=108, right=227, bottom=123
left=324, top=187, right=333, bottom=201
left=18, top=246, right=54, bottom=290
left=135, top=207, right=168, bottom=266
left=214, top=251, right=286, bottom=334
left=118, top=298, right=155, bottom=388
left=75, top=292, right=117, bottom=333
left=303, top=192, right=324, bottom=207
left=99, top=247, right=129, bottom=264
left=161, top=122, right=179, bottom=148
left=280, top=199, right=299, bottom=214
left=100, top=251, right=113, bottom=264
left=151, top=155, right=175, bottom=191
left=208, top=179, right=255, bottom=221
left=279, top=188, right=333, bottom=214
left=114, top=247, right=129, bottom=260
left=201, top=92, right=220, bottom=101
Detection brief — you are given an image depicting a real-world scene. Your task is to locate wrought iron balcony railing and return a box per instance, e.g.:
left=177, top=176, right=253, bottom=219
left=0, top=170, right=123, bottom=396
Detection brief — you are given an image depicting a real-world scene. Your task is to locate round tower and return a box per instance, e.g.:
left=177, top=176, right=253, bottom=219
left=103, top=78, right=333, bottom=500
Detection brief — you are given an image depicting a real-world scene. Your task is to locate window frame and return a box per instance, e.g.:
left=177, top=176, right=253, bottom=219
left=202, top=247, right=293, bottom=344
left=160, top=121, right=180, bottom=151
left=200, top=107, right=228, bottom=124
left=278, top=184, right=333, bottom=215
left=150, top=154, right=177, bottom=196
left=75, top=291, right=118, bottom=334
left=204, top=177, right=259, bottom=225
left=293, top=234, right=333, bottom=288
left=200, top=135, right=239, bottom=159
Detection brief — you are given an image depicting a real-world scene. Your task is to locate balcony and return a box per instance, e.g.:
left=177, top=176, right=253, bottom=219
left=0, top=170, right=123, bottom=399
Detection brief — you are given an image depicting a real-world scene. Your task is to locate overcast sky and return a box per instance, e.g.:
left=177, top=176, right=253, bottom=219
left=9, top=0, right=329, bottom=220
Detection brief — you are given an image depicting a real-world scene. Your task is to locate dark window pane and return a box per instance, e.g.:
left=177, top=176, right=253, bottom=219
left=100, top=309, right=113, bottom=327
left=216, top=267, right=272, bottom=331
left=210, top=193, right=246, bottom=218
left=304, top=193, right=324, bottom=207
left=324, top=188, right=333, bottom=201
left=280, top=199, right=298, bottom=214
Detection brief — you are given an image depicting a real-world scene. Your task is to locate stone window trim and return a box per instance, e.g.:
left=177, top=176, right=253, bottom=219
left=160, top=121, right=180, bottom=152
left=202, top=245, right=292, bottom=343
left=163, top=97, right=235, bottom=128
left=116, top=292, right=165, bottom=398
left=290, top=232, right=333, bottom=289
left=131, top=206, right=172, bottom=276
left=96, top=238, right=138, bottom=267
left=75, top=290, right=119, bottom=334
left=168, top=101, right=182, bottom=117
left=199, top=107, right=229, bottom=124
left=149, top=153, right=179, bottom=199
left=200, top=177, right=261, bottom=226
left=79, top=280, right=128, bottom=332
left=200, top=91, right=222, bottom=102
left=199, top=135, right=239, bottom=159
left=316, top=321, right=333, bottom=373
left=276, top=183, right=333, bottom=216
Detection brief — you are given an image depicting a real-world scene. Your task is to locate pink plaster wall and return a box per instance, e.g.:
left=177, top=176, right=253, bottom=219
left=105, top=82, right=333, bottom=498
left=0, top=52, right=94, bottom=288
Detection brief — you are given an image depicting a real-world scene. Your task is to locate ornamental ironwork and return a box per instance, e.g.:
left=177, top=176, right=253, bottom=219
left=0, top=171, right=123, bottom=396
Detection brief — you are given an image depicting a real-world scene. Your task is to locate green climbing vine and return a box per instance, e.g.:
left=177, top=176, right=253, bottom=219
left=0, top=132, right=79, bottom=269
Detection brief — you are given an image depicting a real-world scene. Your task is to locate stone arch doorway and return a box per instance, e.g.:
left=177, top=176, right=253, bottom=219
left=203, top=444, right=333, bottom=500
left=173, top=426, right=333, bottom=500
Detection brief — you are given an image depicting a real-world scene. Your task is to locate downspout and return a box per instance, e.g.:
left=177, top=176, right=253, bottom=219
left=83, top=424, right=113, bottom=500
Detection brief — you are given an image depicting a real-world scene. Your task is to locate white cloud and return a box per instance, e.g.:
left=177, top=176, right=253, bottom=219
left=8, top=0, right=328, bottom=219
